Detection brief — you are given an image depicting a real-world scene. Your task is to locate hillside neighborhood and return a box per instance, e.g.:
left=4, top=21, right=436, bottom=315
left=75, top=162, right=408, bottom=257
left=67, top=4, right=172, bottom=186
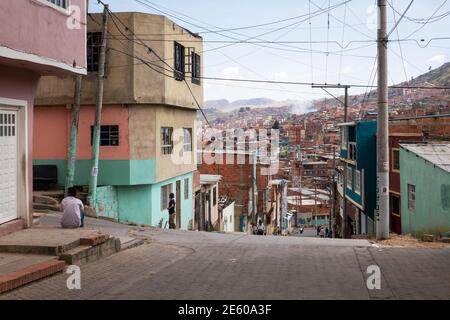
left=0, top=0, right=450, bottom=302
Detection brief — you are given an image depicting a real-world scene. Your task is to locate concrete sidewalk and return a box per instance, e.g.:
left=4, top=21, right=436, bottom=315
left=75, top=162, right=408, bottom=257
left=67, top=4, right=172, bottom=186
left=0, top=218, right=124, bottom=294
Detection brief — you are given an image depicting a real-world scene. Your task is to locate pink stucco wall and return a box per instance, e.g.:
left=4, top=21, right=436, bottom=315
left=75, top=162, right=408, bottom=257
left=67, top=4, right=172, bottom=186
left=0, top=65, right=40, bottom=227
left=34, top=105, right=130, bottom=161
left=0, top=0, right=86, bottom=71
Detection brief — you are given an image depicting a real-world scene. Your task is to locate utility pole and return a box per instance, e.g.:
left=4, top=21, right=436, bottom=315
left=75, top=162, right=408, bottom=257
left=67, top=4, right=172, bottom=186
left=252, top=150, right=257, bottom=225
left=330, top=146, right=336, bottom=236
left=312, top=84, right=350, bottom=238
left=65, top=75, right=82, bottom=196
left=88, top=4, right=108, bottom=209
left=376, top=0, right=390, bottom=240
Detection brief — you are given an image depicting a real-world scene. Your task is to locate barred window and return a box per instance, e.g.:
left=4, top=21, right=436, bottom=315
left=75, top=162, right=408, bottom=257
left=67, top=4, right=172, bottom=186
left=44, top=0, right=68, bottom=9
left=174, top=42, right=185, bottom=81
left=87, top=32, right=102, bottom=72
left=161, top=127, right=173, bottom=155
left=184, top=178, right=189, bottom=200
left=90, top=125, right=119, bottom=146
left=408, top=184, right=416, bottom=212
left=192, top=53, right=201, bottom=85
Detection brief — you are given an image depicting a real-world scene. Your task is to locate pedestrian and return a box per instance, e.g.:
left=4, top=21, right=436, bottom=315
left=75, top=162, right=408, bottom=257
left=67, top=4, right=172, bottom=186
left=256, top=219, right=266, bottom=235
left=328, top=229, right=333, bottom=238
left=168, top=193, right=176, bottom=229
left=325, top=227, right=329, bottom=237
left=317, top=225, right=320, bottom=236
left=319, top=226, right=325, bottom=238
left=60, top=187, right=84, bottom=229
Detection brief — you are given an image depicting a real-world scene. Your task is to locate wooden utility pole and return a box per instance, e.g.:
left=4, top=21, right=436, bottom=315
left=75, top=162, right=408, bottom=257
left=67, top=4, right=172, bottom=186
left=376, top=0, right=390, bottom=239
left=65, top=75, right=82, bottom=196
left=88, top=4, right=108, bottom=208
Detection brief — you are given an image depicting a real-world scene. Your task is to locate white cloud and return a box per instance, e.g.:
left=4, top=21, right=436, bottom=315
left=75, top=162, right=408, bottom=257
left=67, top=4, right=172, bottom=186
left=273, top=71, right=289, bottom=81
left=427, top=55, right=446, bottom=66
left=222, top=67, right=242, bottom=79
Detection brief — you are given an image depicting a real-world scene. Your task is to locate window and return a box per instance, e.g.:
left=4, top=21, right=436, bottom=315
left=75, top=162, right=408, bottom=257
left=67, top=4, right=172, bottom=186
left=174, top=42, right=185, bottom=81
left=346, top=167, right=352, bottom=190
left=354, top=170, right=361, bottom=195
left=192, top=52, right=201, bottom=85
left=161, top=184, right=173, bottom=211
left=87, top=32, right=103, bottom=72
left=43, top=0, right=68, bottom=9
left=213, top=187, right=217, bottom=206
left=161, top=127, right=173, bottom=155
left=90, top=125, right=119, bottom=146
left=341, top=128, right=347, bottom=150
left=392, top=149, right=400, bottom=171
left=391, top=195, right=400, bottom=216
left=441, top=185, right=450, bottom=210
left=0, top=113, right=16, bottom=137
left=408, top=184, right=416, bottom=212
left=184, top=128, right=192, bottom=152
left=184, top=178, right=189, bottom=200
left=348, top=142, right=357, bottom=161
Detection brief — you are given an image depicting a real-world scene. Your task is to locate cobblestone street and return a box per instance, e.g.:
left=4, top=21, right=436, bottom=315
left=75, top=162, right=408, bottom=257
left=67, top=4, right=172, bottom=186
left=1, top=223, right=450, bottom=300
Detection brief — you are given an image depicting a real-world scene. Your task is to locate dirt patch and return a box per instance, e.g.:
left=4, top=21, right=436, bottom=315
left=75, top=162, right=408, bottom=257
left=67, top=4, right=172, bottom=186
left=375, top=233, right=450, bottom=248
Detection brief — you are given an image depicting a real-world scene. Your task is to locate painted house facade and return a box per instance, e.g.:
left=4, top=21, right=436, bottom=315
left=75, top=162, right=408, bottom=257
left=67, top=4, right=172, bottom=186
left=400, top=143, right=450, bottom=236
left=388, top=128, right=423, bottom=234
left=0, top=0, right=87, bottom=233
left=33, top=12, right=203, bottom=230
left=338, top=121, right=377, bottom=236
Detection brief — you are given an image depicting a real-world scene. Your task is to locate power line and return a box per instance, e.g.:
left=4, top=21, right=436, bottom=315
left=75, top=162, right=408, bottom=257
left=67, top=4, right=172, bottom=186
left=134, top=0, right=356, bottom=57
left=387, top=0, right=450, bottom=24
left=387, top=0, right=414, bottom=38
left=390, top=0, right=410, bottom=86
left=97, top=1, right=212, bottom=126
left=404, top=0, right=449, bottom=39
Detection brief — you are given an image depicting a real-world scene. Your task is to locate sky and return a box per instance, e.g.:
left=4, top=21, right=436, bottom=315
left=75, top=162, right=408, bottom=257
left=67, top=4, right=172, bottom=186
left=89, top=0, right=450, bottom=103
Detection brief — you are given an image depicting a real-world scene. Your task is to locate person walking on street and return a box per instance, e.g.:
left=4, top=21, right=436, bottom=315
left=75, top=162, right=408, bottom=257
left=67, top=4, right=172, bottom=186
left=168, top=193, right=176, bottom=229
left=317, top=225, right=321, bottom=236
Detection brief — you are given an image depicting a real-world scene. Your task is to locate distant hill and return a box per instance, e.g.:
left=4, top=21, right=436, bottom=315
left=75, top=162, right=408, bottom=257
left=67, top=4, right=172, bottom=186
left=205, top=98, right=275, bottom=111
left=314, top=62, right=450, bottom=110
left=403, top=62, right=450, bottom=87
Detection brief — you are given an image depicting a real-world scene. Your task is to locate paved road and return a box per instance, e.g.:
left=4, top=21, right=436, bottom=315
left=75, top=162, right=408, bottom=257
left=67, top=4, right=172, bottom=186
left=1, top=214, right=450, bottom=300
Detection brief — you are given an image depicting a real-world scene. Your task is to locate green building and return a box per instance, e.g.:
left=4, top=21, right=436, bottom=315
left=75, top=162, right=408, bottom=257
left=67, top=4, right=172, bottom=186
left=400, top=143, right=450, bottom=237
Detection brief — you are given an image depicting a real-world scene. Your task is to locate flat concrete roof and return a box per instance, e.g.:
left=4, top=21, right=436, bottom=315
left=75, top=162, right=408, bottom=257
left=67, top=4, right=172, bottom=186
left=400, top=143, right=450, bottom=173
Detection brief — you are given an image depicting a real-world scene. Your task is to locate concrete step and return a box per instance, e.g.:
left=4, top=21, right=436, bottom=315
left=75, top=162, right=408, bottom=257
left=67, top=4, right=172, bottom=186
left=0, top=228, right=110, bottom=256
left=120, top=238, right=145, bottom=251
left=0, top=254, right=65, bottom=294
left=59, top=237, right=121, bottom=266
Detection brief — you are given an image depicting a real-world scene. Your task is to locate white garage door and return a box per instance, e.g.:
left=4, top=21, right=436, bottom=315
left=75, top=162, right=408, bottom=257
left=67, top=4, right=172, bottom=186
left=0, top=109, right=18, bottom=224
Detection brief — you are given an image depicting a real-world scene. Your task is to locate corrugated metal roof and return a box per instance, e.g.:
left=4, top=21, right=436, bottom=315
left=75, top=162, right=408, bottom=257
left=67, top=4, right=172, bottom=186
left=200, top=174, right=222, bottom=184
left=400, top=143, right=450, bottom=173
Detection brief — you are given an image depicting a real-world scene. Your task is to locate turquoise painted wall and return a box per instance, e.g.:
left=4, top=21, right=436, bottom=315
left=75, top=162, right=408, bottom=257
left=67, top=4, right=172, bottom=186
left=149, top=172, right=194, bottom=230
left=97, top=186, right=119, bottom=220
left=400, top=148, right=450, bottom=236
left=117, top=185, right=152, bottom=225
left=33, top=159, right=156, bottom=186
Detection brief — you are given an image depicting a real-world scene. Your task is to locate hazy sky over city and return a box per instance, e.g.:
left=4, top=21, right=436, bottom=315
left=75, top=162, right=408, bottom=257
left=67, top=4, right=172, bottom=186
left=89, top=0, right=450, bottom=102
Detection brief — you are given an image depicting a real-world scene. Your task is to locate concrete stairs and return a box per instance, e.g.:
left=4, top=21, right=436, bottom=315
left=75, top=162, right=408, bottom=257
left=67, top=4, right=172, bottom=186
left=0, top=228, right=122, bottom=294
